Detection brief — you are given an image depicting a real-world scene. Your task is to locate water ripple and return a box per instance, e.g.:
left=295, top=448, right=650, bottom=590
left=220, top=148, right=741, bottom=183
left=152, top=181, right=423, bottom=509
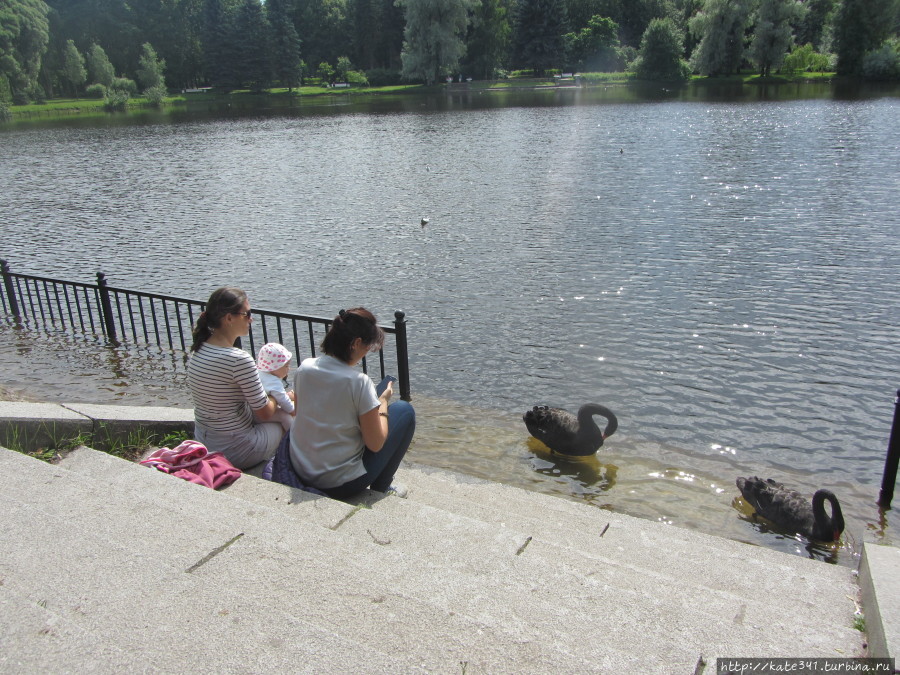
left=1, top=97, right=898, bottom=560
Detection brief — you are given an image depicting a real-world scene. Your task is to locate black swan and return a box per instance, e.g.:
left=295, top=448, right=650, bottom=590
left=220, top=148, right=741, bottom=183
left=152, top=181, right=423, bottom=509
left=735, top=476, right=845, bottom=542
left=523, top=404, right=618, bottom=456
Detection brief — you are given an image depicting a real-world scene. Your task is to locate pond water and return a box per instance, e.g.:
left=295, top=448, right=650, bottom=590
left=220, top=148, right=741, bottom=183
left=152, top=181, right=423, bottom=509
left=2, top=83, right=898, bottom=565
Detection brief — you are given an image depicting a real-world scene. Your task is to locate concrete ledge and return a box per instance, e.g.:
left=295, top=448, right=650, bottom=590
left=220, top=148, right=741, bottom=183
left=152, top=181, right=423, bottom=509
left=0, top=402, right=194, bottom=453
left=859, top=541, right=900, bottom=660
left=63, top=403, right=194, bottom=446
left=0, top=402, right=93, bottom=451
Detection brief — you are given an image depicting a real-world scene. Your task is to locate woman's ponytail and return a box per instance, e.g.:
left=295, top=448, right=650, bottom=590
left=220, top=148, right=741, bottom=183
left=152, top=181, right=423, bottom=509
left=190, top=288, right=248, bottom=352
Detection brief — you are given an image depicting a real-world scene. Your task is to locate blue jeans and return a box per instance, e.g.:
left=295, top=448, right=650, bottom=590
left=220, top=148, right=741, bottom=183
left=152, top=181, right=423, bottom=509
left=323, top=381, right=416, bottom=498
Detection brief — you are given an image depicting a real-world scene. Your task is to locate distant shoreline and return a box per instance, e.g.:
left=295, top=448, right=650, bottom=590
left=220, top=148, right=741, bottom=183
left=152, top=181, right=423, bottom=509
left=7, top=72, right=886, bottom=124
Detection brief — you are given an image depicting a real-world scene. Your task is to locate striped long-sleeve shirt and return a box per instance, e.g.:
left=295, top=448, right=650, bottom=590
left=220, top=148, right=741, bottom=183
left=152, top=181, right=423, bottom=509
left=187, top=343, right=269, bottom=432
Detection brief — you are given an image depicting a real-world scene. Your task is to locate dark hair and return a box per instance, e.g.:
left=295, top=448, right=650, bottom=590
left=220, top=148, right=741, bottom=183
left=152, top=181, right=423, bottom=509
left=190, top=286, right=248, bottom=352
left=321, top=307, right=385, bottom=363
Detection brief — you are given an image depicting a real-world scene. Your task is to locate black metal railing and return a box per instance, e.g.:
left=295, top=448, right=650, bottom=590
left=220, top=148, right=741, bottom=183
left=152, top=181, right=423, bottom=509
left=0, top=259, right=411, bottom=401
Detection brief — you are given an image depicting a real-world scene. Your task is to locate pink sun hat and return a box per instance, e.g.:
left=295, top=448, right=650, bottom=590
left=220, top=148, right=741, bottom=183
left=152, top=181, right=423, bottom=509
left=256, top=343, right=292, bottom=372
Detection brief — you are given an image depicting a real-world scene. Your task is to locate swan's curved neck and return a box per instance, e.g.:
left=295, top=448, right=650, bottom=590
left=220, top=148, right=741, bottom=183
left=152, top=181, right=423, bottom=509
left=577, top=404, right=618, bottom=437
left=812, top=490, right=844, bottom=536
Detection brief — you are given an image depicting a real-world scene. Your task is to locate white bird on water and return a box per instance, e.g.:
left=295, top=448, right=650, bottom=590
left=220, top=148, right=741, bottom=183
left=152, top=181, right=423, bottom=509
left=421, top=217, right=429, bottom=227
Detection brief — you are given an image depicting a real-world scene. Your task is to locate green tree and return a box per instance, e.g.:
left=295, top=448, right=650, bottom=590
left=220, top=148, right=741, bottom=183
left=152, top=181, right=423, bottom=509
left=634, top=16, right=690, bottom=80
left=136, top=42, right=165, bottom=96
left=397, top=0, right=476, bottom=85
left=350, top=0, right=378, bottom=69
left=129, top=0, right=205, bottom=90
left=62, top=38, right=86, bottom=95
left=564, top=14, right=623, bottom=71
left=781, top=42, right=830, bottom=73
left=861, top=37, right=900, bottom=80
left=203, top=0, right=239, bottom=89
left=569, top=0, right=674, bottom=47
left=317, top=60, right=335, bottom=82
left=0, top=0, right=51, bottom=103
left=375, top=0, right=406, bottom=69
left=512, top=0, right=570, bottom=75
left=749, top=0, right=804, bottom=76
left=462, top=0, right=511, bottom=79
left=565, top=0, right=605, bottom=32
left=795, top=0, right=835, bottom=50
left=86, top=43, right=115, bottom=86
left=689, top=0, right=752, bottom=76
left=834, top=0, right=899, bottom=76
left=348, top=0, right=405, bottom=71
left=674, top=0, right=704, bottom=55
left=44, top=0, right=142, bottom=79
left=334, top=54, right=350, bottom=80
left=294, top=0, right=351, bottom=69
left=267, top=0, right=302, bottom=90
left=234, top=0, right=270, bottom=90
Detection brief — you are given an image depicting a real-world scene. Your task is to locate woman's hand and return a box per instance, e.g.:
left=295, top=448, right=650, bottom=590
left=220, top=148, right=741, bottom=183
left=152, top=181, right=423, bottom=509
left=253, top=395, right=278, bottom=421
left=361, top=381, right=393, bottom=452
left=380, top=380, right=393, bottom=404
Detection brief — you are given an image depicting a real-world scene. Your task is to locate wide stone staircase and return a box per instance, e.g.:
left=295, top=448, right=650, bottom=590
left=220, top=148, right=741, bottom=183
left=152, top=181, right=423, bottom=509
left=0, top=444, right=868, bottom=673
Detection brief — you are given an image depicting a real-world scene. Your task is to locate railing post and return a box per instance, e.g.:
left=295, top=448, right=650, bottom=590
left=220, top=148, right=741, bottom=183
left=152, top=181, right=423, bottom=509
left=96, top=271, right=119, bottom=345
left=1, top=259, right=20, bottom=317
left=877, top=389, right=900, bottom=509
left=394, top=310, right=411, bottom=402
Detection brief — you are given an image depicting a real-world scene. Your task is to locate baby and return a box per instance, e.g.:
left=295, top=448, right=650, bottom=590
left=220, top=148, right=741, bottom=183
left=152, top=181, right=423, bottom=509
left=256, top=342, right=295, bottom=432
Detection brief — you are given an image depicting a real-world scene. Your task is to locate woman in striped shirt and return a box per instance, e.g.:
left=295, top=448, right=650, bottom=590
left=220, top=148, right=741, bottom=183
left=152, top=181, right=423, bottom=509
left=186, top=287, right=281, bottom=469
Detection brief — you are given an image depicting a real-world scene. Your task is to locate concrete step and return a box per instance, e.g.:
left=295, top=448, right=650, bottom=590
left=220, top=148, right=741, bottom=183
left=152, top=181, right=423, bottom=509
left=0, top=583, right=139, bottom=674
left=61, top=448, right=859, bottom=660
left=48, top=448, right=634, bottom=669
left=0, top=452, right=861, bottom=672
left=0, top=489, right=404, bottom=673
left=396, top=462, right=859, bottom=606
left=56, top=447, right=864, bottom=665
left=1, top=448, right=622, bottom=671
left=327, top=477, right=864, bottom=663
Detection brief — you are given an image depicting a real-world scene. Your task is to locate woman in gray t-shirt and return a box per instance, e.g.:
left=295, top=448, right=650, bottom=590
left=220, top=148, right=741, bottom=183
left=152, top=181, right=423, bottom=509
left=289, top=308, right=416, bottom=498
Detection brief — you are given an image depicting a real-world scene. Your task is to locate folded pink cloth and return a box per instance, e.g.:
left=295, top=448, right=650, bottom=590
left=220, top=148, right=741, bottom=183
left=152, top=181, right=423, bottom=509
left=140, top=440, right=209, bottom=470
left=140, top=440, right=241, bottom=489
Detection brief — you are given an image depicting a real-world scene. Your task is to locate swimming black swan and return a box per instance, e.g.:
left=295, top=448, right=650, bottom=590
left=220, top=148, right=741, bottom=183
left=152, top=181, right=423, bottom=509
left=523, top=404, right=618, bottom=456
left=735, top=476, right=845, bottom=542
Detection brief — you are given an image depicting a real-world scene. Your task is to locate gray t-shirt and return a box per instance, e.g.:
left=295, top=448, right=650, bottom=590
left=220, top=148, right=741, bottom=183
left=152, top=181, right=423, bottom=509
left=289, top=355, right=380, bottom=489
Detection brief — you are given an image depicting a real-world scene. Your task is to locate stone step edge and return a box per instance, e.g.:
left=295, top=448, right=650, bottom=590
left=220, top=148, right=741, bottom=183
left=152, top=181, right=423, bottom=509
left=51, top=445, right=860, bottom=622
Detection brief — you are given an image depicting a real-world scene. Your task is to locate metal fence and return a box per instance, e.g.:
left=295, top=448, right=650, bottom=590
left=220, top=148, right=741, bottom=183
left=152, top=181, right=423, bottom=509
left=0, top=259, right=411, bottom=401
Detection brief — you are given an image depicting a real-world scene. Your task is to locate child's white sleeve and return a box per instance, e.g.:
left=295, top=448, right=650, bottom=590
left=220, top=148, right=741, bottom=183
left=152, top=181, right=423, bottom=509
left=260, top=372, right=295, bottom=413
left=268, top=387, right=295, bottom=414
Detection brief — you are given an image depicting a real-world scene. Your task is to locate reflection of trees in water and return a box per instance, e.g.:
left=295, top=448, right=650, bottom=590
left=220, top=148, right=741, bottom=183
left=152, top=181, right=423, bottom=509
left=526, top=437, right=618, bottom=494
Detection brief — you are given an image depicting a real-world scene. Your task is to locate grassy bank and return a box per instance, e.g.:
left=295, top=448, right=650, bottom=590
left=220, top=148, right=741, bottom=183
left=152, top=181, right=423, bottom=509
left=3, top=71, right=839, bottom=121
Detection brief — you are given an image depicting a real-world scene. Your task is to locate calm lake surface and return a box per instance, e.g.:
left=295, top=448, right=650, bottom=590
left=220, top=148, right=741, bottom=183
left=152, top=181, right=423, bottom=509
left=2, top=83, right=899, bottom=564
